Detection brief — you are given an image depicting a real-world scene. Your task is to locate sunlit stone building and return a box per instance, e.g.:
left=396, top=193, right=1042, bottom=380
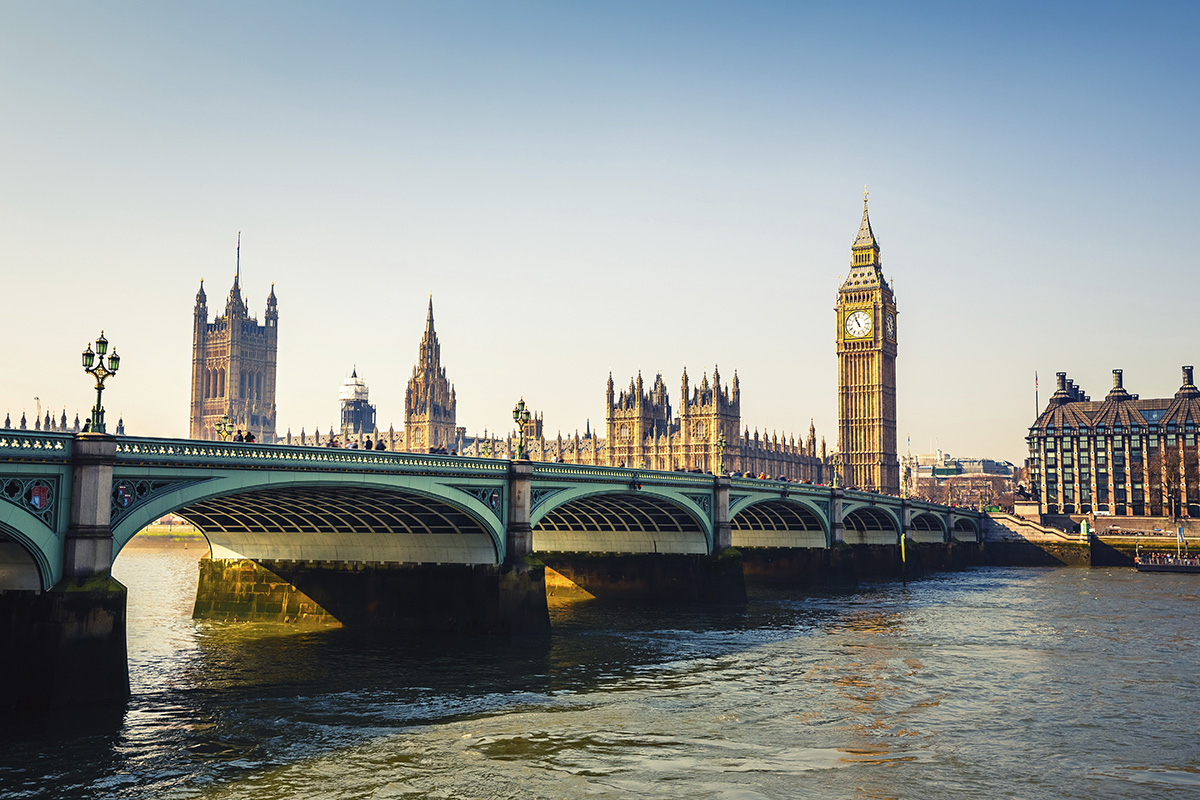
left=189, top=239, right=278, bottom=443
left=835, top=193, right=899, bottom=494
left=401, top=299, right=458, bottom=453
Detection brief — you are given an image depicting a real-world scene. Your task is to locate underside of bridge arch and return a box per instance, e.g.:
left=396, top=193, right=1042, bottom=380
left=0, top=531, right=43, bottom=591
left=171, top=486, right=499, bottom=564
left=731, top=500, right=827, bottom=549
left=533, top=493, right=708, bottom=554
left=952, top=518, right=979, bottom=541
left=842, top=506, right=899, bottom=545
left=910, top=512, right=947, bottom=543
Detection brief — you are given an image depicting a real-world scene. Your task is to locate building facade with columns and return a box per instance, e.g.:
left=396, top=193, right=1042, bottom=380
left=1027, top=367, right=1200, bottom=518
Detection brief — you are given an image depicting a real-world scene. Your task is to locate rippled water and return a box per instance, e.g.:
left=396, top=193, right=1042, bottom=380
left=3, top=544, right=1199, bottom=799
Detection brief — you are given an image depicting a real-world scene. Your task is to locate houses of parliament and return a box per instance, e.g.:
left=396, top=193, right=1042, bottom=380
left=188, top=197, right=901, bottom=493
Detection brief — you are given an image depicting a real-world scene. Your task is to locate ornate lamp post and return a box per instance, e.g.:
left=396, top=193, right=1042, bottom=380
left=215, top=414, right=234, bottom=441
left=81, top=331, right=120, bottom=434
left=717, top=430, right=727, bottom=475
left=513, top=398, right=531, bottom=460
left=830, top=452, right=841, bottom=488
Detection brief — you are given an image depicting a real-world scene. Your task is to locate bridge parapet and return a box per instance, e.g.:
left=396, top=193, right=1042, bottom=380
left=114, top=437, right=509, bottom=477
left=530, top=462, right=716, bottom=488
left=0, top=432, right=74, bottom=462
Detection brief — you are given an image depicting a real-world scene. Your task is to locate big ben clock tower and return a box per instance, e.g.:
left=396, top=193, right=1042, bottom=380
left=836, top=190, right=899, bottom=494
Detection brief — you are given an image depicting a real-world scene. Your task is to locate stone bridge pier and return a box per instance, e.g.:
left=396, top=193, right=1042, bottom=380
left=1, top=434, right=130, bottom=713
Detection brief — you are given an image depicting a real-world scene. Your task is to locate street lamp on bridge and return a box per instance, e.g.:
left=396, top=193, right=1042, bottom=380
left=215, top=414, right=234, bottom=441
left=81, top=331, right=120, bottom=434
left=717, top=430, right=727, bottom=475
left=513, top=398, right=531, bottom=460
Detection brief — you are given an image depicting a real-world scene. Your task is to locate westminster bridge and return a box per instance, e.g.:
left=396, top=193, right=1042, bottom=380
left=0, top=431, right=981, bottom=711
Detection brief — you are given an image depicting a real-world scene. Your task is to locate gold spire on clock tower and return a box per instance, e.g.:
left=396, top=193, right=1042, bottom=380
left=835, top=190, right=899, bottom=494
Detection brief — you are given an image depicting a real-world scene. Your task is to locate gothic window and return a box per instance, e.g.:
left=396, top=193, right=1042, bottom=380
left=219, top=369, right=226, bottom=397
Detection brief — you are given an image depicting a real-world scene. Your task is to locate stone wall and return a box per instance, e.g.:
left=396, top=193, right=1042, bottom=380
left=194, top=557, right=550, bottom=634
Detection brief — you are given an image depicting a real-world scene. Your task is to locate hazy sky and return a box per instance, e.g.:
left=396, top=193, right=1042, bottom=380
left=2, top=1, right=1196, bottom=463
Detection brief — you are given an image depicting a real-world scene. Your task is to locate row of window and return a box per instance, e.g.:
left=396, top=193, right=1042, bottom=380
left=201, top=369, right=269, bottom=401
left=1035, top=423, right=1195, bottom=435
left=1045, top=503, right=1200, bottom=515
left=1035, top=435, right=1196, bottom=448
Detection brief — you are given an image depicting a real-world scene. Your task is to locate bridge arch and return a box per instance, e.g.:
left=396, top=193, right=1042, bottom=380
left=109, top=473, right=507, bottom=565
left=0, top=511, right=55, bottom=591
left=910, top=511, right=947, bottom=543
left=952, top=517, right=980, bottom=541
left=531, top=486, right=712, bottom=555
left=730, top=497, right=830, bottom=549
left=841, top=502, right=901, bottom=545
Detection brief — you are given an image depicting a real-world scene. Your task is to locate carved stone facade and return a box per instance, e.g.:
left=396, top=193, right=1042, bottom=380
left=836, top=194, right=899, bottom=494
left=189, top=241, right=278, bottom=443
left=598, top=366, right=824, bottom=478
left=444, top=366, right=827, bottom=481
left=402, top=299, right=457, bottom=452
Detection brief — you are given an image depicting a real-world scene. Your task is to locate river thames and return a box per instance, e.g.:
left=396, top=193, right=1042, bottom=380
left=2, top=543, right=1198, bottom=799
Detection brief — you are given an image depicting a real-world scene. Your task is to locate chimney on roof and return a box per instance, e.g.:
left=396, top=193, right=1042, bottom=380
left=1176, top=365, right=1200, bottom=399
left=1056, top=372, right=1067, bottom=391
left=1107, top=368, right=1132, bottom=401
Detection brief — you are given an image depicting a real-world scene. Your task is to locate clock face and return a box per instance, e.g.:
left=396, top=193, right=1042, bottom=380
left=845, top=310, right=872, bottom=338
left=885, top=313, right=895, bottom=339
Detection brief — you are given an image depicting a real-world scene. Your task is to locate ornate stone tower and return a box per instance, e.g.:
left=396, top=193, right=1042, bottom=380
left=403, top=298, right=457, bottom=452
left=189, top=235, right=278, bottom=442
left=678, top=366, right=740, bottom=473
left=606, top=371, right=672, bottom=468
left=835, top=192, right=899, bottom=494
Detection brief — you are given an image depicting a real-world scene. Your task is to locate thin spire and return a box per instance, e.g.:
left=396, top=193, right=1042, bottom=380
left=853, top=190, right=877, bottom=249
left=235, top=231, right=241, bottom=286
left=426, top=295, right=435, bottom=333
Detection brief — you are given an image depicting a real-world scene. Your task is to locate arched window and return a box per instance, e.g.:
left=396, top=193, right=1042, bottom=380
left=219, top=369, right=226, bottom=397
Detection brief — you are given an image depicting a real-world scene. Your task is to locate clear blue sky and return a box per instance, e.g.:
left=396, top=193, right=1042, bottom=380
left=2, top=1, right=1196, bottom=463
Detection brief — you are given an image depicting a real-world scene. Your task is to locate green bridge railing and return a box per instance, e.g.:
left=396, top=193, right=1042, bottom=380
left=114, top=437, right=508, bottom=476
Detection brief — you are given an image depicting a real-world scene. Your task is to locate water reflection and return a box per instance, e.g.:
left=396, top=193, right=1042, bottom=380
left=5, top=549, right=1200, bottom=800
